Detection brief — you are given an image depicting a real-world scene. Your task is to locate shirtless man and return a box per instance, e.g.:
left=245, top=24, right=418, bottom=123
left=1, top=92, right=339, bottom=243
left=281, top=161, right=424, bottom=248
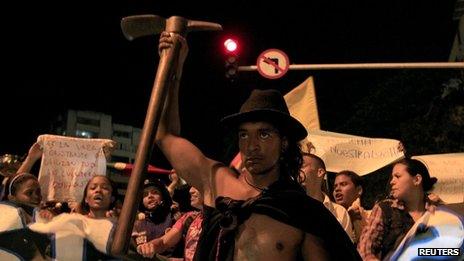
left=155, top=32, right=360, bottom=260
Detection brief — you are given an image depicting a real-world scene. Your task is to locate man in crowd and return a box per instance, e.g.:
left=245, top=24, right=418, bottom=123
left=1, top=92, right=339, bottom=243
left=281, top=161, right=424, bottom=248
left=155, top=31, right=360, bottom=260
left=300, top=152, right=355, bottom=242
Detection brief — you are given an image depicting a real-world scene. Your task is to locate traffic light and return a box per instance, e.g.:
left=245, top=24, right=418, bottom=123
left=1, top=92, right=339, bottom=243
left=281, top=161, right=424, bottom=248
left=224, top=38, right=239, bottom=79
left=225, top=54, right=238, bottom=78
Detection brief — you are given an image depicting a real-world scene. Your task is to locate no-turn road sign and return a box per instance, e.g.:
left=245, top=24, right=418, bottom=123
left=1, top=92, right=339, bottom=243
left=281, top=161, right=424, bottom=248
left=256, top=49, right=290, bottom=79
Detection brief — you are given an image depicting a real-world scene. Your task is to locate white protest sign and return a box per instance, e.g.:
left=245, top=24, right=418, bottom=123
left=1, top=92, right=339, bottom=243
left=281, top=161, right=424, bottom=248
left=412, top=153, right=464, bottom=204
left=306, top=130, right=405, bottom=175
left=37, top=134, right=115, bottom=203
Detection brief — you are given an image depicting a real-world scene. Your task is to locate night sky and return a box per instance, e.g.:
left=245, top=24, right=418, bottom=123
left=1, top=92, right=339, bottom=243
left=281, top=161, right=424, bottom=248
left=1, top=1, right=459, bottom=165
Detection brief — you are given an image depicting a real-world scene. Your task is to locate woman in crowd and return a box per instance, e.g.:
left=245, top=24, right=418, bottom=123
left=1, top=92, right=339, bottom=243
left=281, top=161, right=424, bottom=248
left=0, top=142, right=43, bottom=227
left=77, top=175, right=119, bottom=221
left=0, top=172, right=42, bottom=230
left=357, top=158, right=439, bottom=260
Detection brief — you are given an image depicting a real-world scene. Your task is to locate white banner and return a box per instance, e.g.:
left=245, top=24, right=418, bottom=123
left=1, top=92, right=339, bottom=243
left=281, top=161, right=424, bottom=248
left=412, top=153, right=464, bottom=204
left=37, top=134, right=115, bottom=202
left=306, top=130, right=405, bottom=175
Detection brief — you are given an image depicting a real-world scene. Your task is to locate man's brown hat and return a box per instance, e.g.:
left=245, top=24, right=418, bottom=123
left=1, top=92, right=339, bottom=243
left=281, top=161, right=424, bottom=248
left=220, top=89, right=307, bottom=141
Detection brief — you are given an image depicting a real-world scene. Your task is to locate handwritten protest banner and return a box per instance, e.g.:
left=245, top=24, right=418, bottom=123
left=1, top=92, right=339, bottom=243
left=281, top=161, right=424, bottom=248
left=37, top=134, right=115, bottom=203
left=412, top=153, right=464, bottom=204
left=306, top=130, right=405, bottom=175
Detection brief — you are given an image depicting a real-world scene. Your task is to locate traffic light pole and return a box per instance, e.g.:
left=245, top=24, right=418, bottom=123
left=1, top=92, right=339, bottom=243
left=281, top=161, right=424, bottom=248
left=238, top=62, right=464, bottom=71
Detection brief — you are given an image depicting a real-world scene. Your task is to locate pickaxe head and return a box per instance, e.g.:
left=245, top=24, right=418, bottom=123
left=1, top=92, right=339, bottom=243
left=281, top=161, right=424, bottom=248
left=121, top=14, right=222, bottom=41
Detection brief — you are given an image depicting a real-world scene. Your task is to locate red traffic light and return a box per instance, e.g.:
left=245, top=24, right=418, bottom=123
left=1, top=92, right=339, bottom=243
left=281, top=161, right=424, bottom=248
left=224, top=38, right=238, bottom=53
left=223, top=37, right=239, bottom=79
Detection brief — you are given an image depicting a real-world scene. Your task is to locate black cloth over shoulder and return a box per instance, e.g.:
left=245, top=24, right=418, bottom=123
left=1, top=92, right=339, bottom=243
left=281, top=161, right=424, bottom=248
left=193, top=179, right=361, bottom=261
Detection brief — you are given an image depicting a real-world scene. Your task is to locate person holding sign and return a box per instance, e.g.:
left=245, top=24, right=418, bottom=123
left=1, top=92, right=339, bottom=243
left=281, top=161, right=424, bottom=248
left=15, top=142, right=43, bottom=175
left=357, top=158, right=440, bottom=260
left=1, top=142, right=60, bottom=224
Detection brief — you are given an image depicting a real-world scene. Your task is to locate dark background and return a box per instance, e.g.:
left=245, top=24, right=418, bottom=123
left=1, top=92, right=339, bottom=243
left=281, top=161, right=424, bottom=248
left=1, top=1, right=463, bottom=207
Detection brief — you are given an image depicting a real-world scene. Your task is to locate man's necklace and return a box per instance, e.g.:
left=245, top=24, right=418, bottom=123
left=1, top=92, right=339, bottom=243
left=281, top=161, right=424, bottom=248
left=244, top=174, right=266, bottom=192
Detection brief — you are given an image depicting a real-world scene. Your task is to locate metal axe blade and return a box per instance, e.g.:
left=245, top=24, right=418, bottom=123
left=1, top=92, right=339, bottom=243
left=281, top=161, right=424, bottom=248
left=187, top=19, right=223, bottom=33
left=120, top=14, right=165, bottom=41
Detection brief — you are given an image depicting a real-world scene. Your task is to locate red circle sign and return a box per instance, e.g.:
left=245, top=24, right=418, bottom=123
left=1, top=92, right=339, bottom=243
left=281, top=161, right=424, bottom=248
left=256, top=49, right=290, bottom=79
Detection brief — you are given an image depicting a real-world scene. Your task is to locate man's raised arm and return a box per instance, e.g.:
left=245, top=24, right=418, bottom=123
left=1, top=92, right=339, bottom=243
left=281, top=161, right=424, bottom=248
left=154, top=32, right=219, bottom=198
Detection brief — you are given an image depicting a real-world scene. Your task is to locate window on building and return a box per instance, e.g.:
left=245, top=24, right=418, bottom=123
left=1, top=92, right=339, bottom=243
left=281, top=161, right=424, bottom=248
left=76, top=117, right=100, bottom=126
left=113, top=130, right=131, bottom=139
left=75, top=130, right=98, bottom=138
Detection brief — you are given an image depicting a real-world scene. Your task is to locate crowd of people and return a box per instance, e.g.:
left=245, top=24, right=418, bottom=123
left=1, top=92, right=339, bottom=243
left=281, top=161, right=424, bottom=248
left=0, top=31, right=462, bottom=261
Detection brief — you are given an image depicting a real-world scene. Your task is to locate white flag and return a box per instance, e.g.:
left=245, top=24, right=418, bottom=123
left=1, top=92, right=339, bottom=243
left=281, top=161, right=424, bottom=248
left=284, top=76, right=320, bottom=131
